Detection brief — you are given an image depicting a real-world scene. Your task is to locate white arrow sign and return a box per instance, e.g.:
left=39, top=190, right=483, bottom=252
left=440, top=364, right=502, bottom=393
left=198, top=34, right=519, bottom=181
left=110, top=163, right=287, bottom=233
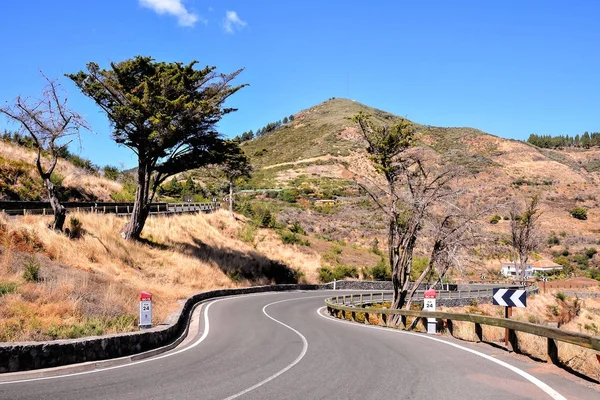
left=492, top=288, right=526, bottom=307
left=509, top=290, right=526, bottom=308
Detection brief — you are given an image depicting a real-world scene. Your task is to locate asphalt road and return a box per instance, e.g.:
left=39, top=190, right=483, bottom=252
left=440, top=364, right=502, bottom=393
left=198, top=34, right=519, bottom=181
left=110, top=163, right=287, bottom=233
left=0, top=291, right=598, bottom=399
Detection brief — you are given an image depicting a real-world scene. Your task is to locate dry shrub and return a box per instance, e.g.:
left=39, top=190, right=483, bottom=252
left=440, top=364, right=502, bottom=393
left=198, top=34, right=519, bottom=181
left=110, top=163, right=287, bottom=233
left=514, top=331, right=546, bottom=361
left=449, top=320, right=478, bottom=341
left=558, top=342, right=600, bottom=382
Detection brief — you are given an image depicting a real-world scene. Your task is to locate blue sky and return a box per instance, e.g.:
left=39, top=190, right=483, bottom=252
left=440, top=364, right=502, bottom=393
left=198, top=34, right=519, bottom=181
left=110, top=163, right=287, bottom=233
left=1, top=0, right=599, bottom=168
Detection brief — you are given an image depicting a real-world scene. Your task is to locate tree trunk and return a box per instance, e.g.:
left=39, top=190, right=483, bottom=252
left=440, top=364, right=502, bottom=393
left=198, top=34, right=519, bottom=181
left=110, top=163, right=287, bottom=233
left=43, top=176, right=66, bottom=231
left=122, top=162, right=151, bottom=241
left=405, top=242, right=441, bottom=310
left=229, top=180, right=234, bottom=218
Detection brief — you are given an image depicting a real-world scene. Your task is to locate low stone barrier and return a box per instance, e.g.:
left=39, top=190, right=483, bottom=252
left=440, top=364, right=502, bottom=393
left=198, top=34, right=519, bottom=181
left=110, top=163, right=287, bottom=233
left=0, top=284, right=322, bottom=373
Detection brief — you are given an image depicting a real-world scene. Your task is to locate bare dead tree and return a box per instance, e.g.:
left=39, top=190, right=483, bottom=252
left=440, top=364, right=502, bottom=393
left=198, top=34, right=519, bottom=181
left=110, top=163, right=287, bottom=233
left=404, top=199, right=485, bottom=309
left=0, top=74, right=90, bottom=231
left=392, top=157, right=465, bottom=310
left=509, top=195, right=542, bottom=281
left=352, top=111, right=470, bottom=311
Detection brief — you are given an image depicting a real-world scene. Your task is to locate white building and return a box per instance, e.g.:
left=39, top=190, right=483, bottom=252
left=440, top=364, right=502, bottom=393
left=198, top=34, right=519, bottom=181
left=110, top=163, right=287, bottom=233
left=500, top=259, right=562, bottom=278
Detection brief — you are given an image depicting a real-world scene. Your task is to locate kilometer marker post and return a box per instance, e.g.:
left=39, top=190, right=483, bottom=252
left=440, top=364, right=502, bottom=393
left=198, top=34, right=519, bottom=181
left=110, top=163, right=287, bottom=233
left=139, top=291, right=153, bottom=329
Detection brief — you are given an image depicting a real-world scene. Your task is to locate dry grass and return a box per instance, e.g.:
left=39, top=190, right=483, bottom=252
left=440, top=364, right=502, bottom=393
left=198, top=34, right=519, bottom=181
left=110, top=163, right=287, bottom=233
left=0, top=141, right=121, bottom=201
left=0, top=210, right=319, bottom=341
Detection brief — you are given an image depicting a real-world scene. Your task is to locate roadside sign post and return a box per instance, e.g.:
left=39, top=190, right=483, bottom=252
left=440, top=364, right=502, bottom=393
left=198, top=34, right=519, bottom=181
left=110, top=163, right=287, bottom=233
left=504, top=306, right=512, bottom=347
left=493, top=288, right=526, bottom=348
left=424, top=289, right=436, bottom=334
left=139, top=291, right=152, bottom=329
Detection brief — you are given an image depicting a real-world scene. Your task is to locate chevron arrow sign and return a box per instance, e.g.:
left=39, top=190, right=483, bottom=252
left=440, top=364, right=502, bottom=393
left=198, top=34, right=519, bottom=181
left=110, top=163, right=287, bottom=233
left=492, top=288, right=527, bottom=307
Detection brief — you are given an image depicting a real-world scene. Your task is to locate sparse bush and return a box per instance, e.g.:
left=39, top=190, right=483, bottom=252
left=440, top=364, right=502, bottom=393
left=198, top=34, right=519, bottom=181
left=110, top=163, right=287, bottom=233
left=331, top=245, right=343, bottom=255
left=555, top=292, right=567, bottom=302
left=103, top=165, right=120, bottom=180
left=238, top=223, right=257, bottom=244
left=23, top=257, right=41, bottom=282
left=49, top=172, right=64, bottom=187
left=370, top=238, right=383, bottom=256
left=363, top=258, right=392, bottom=281
left=547, top=233, right=560, bottom=246
left=278, top=189, right=298, bottom=203
left=410, top=256, right=434, bottom=281
left=279, top=229, right=310, bottom=246
left=289, top=221, right=306, bottom=235
left=561, top=249, right=569, bottom=257
left=585, top=247, right=597, bottom=259
left=318, top=265, right=359, bottom=283
left=68, top=217, right=83, bottom=239
left=584, top=323, right=598, bottom=335
left=587, top=268, right=600, bottom=281
left=573, top=254, right=589, bottom=269
left=503, top=215, right=510, bottom=220
left=0, top=282, right=17, bottom=296
left=569, top=207, right=587, bottom=220
left=489, top=215, right=501, bottom=224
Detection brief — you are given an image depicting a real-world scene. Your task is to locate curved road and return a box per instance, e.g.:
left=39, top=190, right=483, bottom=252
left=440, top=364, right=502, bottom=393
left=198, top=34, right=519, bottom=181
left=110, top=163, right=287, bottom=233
left=0, top=291, right=598, bottom=399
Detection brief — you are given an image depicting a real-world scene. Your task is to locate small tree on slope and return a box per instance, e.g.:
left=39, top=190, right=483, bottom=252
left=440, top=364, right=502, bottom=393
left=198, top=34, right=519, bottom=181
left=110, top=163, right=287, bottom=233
left=0, top=75, right=90, bottom=231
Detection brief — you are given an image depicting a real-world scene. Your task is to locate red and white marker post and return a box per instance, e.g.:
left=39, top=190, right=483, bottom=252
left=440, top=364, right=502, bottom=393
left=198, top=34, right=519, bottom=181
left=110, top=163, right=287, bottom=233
left=139, top=291, right=152, bottom=329
left=424, top=289, right=437, bottom=334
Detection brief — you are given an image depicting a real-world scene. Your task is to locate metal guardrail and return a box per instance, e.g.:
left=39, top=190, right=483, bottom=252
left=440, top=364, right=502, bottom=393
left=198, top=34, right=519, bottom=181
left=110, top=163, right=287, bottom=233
left=334, top=289, right=497, bottom=306
left=1, top=202, right=220, bottom=217
left=325, top=292, right=600, bottom=365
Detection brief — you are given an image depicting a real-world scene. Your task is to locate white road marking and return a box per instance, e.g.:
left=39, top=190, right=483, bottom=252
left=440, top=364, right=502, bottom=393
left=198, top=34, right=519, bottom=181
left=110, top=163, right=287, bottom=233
left=317, top=306, right=566, bottom=400
left=220, top=295, right=330, bottom=400
left=0, top=292, right=275, bottom=386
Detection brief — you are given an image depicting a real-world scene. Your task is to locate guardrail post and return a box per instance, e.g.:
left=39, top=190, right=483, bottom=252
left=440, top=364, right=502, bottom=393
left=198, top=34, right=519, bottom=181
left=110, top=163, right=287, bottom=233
left=381, top=292, right=385, bottom=303
left=447, top=319, right=454, bottom=336
left=547, top=338, right=559, bottom=365
left=370, top=293, right=373, bottom=304
left=103, top=206, right=106, bottom=213
left=475, top=323, right=483, bottom=342
left=359, top=294, right=363, bottom=305
left=350, top=294, right=354, bottom=305
left=364, top=313, right=370, bottom=324
left=351, top=311, right=356, bottom=321
left=400, top=315, right=406, bottom=330
left=382, top=313, right=388, bottom=326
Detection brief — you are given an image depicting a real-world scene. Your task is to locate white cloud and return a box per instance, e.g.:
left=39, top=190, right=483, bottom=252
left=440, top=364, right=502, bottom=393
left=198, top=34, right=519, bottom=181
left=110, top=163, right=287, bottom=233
left=223, top=10, right=247, bottom=34
left=139, top=0, right=204, bottom=27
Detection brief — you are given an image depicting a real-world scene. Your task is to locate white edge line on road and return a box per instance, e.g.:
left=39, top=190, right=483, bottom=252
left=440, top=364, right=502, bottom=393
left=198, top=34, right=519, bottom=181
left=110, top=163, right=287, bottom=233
left=317, top=307, right=567, bottom=400
left=0, top=292, right=275, bottom=386
left=220, top=295, right=330, bottom=400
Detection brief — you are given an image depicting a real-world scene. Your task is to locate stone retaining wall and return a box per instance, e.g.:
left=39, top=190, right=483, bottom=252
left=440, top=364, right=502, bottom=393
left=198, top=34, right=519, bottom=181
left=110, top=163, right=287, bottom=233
left=0, top=284, right=322, bottom=373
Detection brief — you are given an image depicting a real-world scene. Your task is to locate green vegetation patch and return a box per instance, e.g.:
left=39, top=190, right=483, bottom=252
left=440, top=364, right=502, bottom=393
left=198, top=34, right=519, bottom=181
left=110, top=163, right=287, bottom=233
left=0, top=156, right=44, bottom=200
left=46, top=314, right=137, bottom=340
